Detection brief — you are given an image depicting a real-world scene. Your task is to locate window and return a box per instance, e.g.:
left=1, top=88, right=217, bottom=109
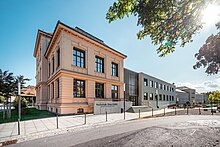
left=159, top=94, right=162, bottom=101
left=95, top=56, right=104, bottom=73
left=48, top=62, right=51, bottom=77
left=163, top=85, right=166, bottom=90
left=167, top=86, right=169, bottom=91
left=52, top=56, right=55, bottom=73
left=73, top=79, right=85, bottom=98
left=163, top=95, right=166, bottom=101
left=144, top=92, right=148, bottom=100
left=57, top=48, right=60, bottom=68
left=144, top=79, right=148, bottom=86
left=169, top=96, right=171, bottom=101
left=155, top=82, right=159, bottom=88
left=170, top=87, right=172, bottom=92
left=73, top=48, right=85, bottom=68
left=52, top=82, right=54, bottom=98
left=112, top=85, right=118, bottom=99
left=172, top=96, right=174, bottom=101
left=48, top=85, right=50, bottom=99
left=57, top=79, right=59, bottom=98
left=150, top=80, right=153, bottom=87
left=111, top=62, right=118, bottom=77
left=172, top=87, right=174, bottom=92
left=77, top=108, right=84, bottom=113
left=149, top=93, right=153, bottom=100
left=95, top=83, right=104, bottom=98
left=166, top=95, right=169, bottom=101
left=159, top=83, right=162, bottom=89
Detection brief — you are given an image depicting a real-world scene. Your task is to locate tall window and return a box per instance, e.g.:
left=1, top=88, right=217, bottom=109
left=52, top=56, right=55, bottom=73
left=149, top=93, right=153, bottom=100
left=73, top=48, right=85, bottom=68
left=73, top=79, right=85, bottom=98
left=52, top=82, right=54, bottom=98
left=163, top=85, right=166, bottom=90
left=48, top=85, right=50, bottom=99
left=167, top=86, right=169, bottom=91
left=144, top=92, right=148, bottom=100
left=166, top=95, right=169, bottom=101
left=159, top=94, right=162, bottom=100
left=144, top=79, right=148, bottom=86
left=155, top=82, right=159, bottom=88
left=95, top=56, right=104, bottom=73
left=111, top=85, right=118, bottom=99
left=95, top=83, right=104, bottom=98
left=48, top=62, right=50, bottom=77
left=172, top=96, right=174, bottom=101
left=57, top=48, right=60, bottom=68
left=150, top=80, right=153, bottom=87
left=163, top=95, right=166, bottom=101
left=159, top=83, right=162, bottom=89
left=111, top=62, right=118, bottom=77
left=57, top=79, right=59, bottom=98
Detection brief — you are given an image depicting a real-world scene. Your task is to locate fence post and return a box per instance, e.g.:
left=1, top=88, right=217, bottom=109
left=18, top=119, right=20, bottom=135
left=139, top=109, right=140, bottom=119
left=164, top=108, right=165, bottom=116
left=152, top=108, right=153, bottom=117
left=199, top=108, right=201, bottom=115
left=106, top=111, right=107, bottom=122
left=187, top=107, right=188, bottom=115
left=175, top=107, right=176, bottom=115
left=56, top=114, right=59, bottom=129
left=84, top=113, right=86, bottom=124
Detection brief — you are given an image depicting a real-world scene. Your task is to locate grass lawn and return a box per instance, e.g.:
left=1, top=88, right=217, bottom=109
left=0, top=107, right=56, bottom=124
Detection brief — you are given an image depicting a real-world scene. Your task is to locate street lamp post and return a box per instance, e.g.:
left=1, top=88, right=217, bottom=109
left=156, top=90, right=159, bottom=108
left=18, top=81, right=21, bottom=135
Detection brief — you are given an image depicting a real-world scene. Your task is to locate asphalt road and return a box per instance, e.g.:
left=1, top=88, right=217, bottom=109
left=10, top=115, right=220, bottom=147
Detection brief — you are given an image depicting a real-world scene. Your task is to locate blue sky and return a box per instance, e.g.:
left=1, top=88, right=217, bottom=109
left=0, top=0, right=219, bottom=93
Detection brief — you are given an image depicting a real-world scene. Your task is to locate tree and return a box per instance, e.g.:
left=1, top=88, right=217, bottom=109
left=208, top=91, right=220, bottom=103
left=106, top=0, right=220, bottom=74
left=0, top=69, right=30, bottom=119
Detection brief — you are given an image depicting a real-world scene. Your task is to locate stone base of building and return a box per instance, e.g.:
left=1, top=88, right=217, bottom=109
left=36, top=103, right=47, bottom=110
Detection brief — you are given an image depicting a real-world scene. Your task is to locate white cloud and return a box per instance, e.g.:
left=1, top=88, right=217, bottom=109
left=176, top=78, right=220, bottom=93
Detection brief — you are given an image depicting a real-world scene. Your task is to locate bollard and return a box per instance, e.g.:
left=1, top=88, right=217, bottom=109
left=139, top=109, right=140, bottom=119
left=175, top=107, right=176, bottom=115
left=199, top=108, right=201, bottom=115
left=106, top=111, right=107, bottom=122
left=152, top=108, right=153, bottom=117
left=187, top=107, right=188, bottom=115
left=18, top=119, right=20, bottom=135
left=56, top=114, right=59, bottom=129
left=84, top=113, right=86, bottom=124
left=164, top=108, right=165, bottom=116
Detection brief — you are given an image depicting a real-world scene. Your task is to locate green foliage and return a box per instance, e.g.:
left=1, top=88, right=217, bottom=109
left=106, top=0, right=220, bottom=74
left=208, top=91, right=220, bottom=103
left=0, top=96, right=4, bottom=103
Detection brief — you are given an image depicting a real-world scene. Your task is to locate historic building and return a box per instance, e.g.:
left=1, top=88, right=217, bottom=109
left=34, top=21, right=127, bottom=114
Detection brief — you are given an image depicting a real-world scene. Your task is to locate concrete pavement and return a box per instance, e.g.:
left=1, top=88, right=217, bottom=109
left=0, top=108, right=182, bottom=144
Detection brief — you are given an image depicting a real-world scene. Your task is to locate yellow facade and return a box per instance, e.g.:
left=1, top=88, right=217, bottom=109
left=34, top=21, right=126, bottom=114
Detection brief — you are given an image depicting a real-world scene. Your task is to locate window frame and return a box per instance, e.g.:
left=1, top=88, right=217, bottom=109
left=73, top=79, right=85, bottom=98
left=95, top=82, right=104, bottom=98
left=73, top=48, right=85, bottom=68
left=95, top=56, right=104, bottom=73
left=144, top=92, right=148, bottom=100
left=111, top=62, right=118, bottom=77
left=111, top=85, right=118, bottom=99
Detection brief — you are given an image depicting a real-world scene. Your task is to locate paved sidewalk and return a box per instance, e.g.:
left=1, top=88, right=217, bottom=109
left=0, top=108, right=181, bottom=144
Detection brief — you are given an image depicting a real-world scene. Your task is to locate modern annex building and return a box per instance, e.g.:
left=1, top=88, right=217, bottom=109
left=124, top=68, right=176, bottom=109
left=176, top=86, right=208, bottom=105
left=34, top=21, right=127, bottom=114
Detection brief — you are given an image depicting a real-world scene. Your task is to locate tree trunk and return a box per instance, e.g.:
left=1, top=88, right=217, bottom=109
left=6, top=98, right=9, bottom=119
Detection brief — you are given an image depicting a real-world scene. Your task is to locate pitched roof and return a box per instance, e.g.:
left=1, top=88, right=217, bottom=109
left=33, top=29, right=52, bottom=57
left=44, top=21, right=127, bottom=58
